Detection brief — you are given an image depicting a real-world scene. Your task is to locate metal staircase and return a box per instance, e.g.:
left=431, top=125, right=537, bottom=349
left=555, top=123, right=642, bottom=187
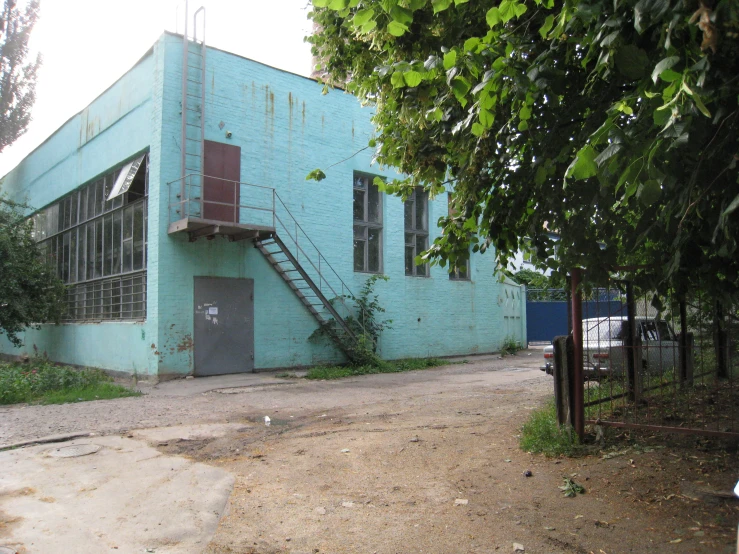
left=254, top=232, right=359, bottom=356
left=167, top=174, right=366, bottom=361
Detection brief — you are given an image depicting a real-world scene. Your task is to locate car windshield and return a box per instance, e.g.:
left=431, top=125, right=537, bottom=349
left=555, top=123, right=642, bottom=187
left=584, top=320, right=626, bottom=341
left=640, top=320, right=676, bottom=341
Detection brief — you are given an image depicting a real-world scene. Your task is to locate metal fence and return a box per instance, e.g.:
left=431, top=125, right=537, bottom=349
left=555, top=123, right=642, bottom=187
left=561, top=272, right=738, bottom=439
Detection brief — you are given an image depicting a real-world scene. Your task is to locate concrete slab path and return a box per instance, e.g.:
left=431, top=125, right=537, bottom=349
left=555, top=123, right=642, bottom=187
left=0, top=436, right=233, bottom=553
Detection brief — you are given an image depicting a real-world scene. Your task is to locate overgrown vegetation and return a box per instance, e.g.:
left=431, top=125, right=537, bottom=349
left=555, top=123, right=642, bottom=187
left=499, top=336, right=521, bottom=356
left=310, top=274, right=392, bottom=366
left=0, top=358, right=139, bottom=405
left=305, top=357, right=445, bottom=380
left=520, top=400, right=580, bottom=457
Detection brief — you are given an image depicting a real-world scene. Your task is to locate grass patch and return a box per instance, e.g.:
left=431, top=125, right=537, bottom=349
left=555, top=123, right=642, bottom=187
left=520, top=399, right=580, bottom=457
left=39, top=383, right=140, bottom=405
left=305, top=357, right=446, bottom=380
left=0, top=359, right=140, bottom=405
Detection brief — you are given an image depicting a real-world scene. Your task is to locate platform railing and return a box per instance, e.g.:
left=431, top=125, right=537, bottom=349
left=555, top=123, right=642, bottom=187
left=168, top=174, right=366, bottom=338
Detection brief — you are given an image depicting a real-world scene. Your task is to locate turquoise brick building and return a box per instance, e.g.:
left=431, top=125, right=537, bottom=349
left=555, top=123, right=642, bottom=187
left=0, top=32, right=525, bottom=380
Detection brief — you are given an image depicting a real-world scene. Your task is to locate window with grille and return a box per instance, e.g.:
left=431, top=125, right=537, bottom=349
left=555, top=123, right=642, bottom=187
left=353, top=171, right=383, bottom=273
left=30, top=153, right=149, bottom=322
left=404, top=187, right=428, bottom=277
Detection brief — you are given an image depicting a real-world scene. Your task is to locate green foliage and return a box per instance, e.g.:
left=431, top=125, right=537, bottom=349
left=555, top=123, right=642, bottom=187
left=500, top=335, right=520, bottom=355
left=306, top=168, right=327, bottom=181
left=559, top=477, right=586, bottom=497
left=0, top=358, right=139, bottom=405
left=309, top=0, right=739, bottom=302
left=0, top=0, right=41, bottom=153
left=305, top=357, right=445, bottom=380
left=519, top=399, right=580, bottom=457
left=0, top=198, right=66, bottom=346
left=39, top=383, right=140, bottom=405
left=311, top=274, right=392, bottom=365
left=512, top=268, right=551, bottom=289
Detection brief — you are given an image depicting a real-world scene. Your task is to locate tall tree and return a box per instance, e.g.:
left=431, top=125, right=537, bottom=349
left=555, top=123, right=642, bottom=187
left=309, top=0, right=739, bottom=301
left=0, top=0, right=40, bottom=153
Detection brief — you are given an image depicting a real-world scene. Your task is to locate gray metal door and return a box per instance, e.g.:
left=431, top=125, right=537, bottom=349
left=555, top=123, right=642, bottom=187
left=194, top=277, right=254, bottom=376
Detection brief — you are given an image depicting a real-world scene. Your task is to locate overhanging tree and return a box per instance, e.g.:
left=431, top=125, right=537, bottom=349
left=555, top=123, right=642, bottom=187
left=309, top=0, right=739, bottom=301
left=0, top=0, right=40, bottom=153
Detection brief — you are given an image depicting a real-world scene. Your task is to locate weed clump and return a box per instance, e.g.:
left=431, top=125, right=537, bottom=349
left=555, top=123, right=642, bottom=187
left=520, top=399, right=580, bottom=457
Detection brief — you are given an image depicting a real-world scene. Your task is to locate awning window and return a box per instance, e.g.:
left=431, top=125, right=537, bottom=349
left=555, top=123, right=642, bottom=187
left=107, top=154, right=146, bottom=201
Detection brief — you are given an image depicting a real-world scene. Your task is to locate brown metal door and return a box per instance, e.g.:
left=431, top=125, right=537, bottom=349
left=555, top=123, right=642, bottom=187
left=203, top=140, right=241, bottom=222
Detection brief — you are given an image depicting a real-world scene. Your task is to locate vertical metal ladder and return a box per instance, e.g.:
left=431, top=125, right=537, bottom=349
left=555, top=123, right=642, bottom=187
left=180, top=3, right=206, bottom=213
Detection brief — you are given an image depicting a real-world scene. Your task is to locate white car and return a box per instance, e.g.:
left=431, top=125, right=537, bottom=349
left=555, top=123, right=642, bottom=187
left=541, top=317, right=680, bottom=375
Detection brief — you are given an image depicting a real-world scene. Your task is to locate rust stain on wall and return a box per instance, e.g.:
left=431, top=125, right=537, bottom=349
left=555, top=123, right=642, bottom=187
left=177, top=334, right=194, bottom=353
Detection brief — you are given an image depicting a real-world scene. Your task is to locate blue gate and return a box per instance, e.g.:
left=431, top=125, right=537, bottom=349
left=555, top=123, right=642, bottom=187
left=526, top=289, right=625, bottom=343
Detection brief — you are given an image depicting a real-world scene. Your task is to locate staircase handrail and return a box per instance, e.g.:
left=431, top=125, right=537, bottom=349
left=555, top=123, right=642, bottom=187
left=167, top=173, right=370, bottom=334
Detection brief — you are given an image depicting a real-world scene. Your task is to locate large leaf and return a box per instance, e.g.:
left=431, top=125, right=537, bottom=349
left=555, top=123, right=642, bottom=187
left=387, top=21, right=409, bottom=36
left=637, top=179, right=662, bottom=206
left=651, top=56, right=679, bottom=84
left=432, top=0, right=453, bottom=14
left=567, top=145, right=598, bottom=181
left=404, top=70, right=423, bottom=87
left=614, top=45, right=649, bottom=80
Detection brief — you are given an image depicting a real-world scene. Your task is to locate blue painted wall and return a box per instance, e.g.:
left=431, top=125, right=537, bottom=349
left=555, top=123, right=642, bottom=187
left=0, top=49, right=158, bottom=375
left=152, top=33, right=526, bottom=374
left=0, top=32, right=527, bottom=378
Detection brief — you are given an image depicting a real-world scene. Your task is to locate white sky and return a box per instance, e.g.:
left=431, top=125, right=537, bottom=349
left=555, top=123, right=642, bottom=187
left=0, top=0, right=314, bottom=177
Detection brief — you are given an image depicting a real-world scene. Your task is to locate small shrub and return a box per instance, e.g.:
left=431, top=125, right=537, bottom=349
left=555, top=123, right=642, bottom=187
left=310, top=275, right=392, bottom=366
left=520, top=400, right=580, bottom=457
left=500, top=336, right=521, bottom=356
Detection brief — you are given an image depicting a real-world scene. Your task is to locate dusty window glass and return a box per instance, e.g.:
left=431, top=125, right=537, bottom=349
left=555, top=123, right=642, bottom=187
left=404, top=187, right=428, bottom=277
left=353, top=171, right=383, bottom=273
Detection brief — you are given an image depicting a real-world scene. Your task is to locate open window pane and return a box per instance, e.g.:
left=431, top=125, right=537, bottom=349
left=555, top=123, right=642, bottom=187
left=107, top=154, right=145, bottom=200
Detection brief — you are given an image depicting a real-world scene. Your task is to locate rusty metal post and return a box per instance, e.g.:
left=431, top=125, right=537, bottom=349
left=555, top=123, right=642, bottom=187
left=570, top=268, right=584, bottom=440
left=715, top=301, right=728, bottom=379
left=679, top=298, right=688, bottom=386
left=625, top=280, right=637, bottom=402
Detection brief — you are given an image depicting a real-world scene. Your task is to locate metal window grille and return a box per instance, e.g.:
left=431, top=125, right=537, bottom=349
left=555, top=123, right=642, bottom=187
left=64, top=272, right=146, bottom=322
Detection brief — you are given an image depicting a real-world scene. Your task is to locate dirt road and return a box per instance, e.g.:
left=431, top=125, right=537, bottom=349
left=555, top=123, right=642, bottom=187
left=2, top=352, right=737, bottom=553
